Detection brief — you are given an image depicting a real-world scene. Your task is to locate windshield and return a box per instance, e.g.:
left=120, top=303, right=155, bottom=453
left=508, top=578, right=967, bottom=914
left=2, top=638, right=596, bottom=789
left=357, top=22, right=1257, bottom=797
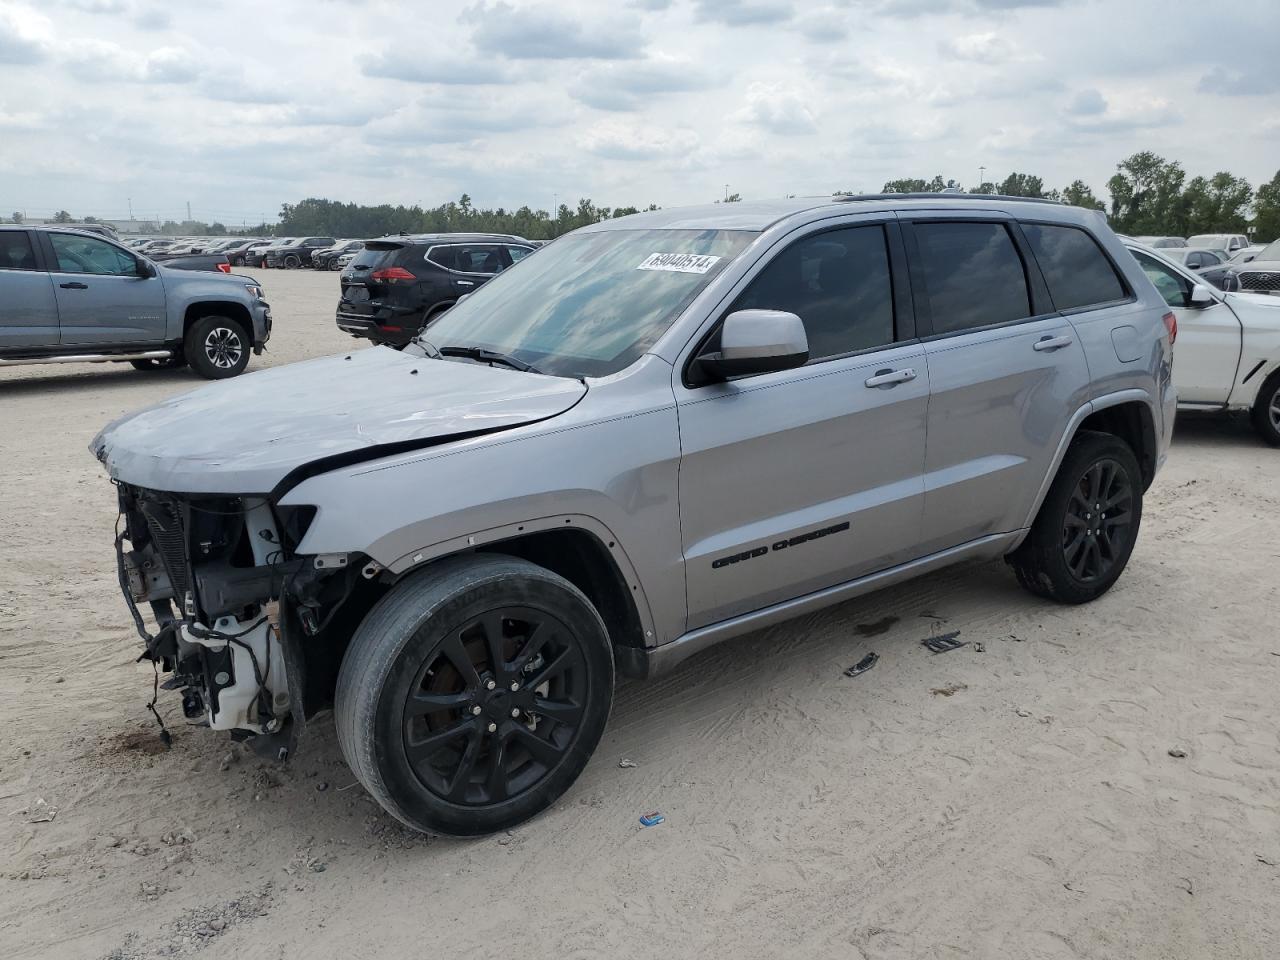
left=416, top=228, right=756, bottom=379
left=1188, top=235, right=1225, bottom=249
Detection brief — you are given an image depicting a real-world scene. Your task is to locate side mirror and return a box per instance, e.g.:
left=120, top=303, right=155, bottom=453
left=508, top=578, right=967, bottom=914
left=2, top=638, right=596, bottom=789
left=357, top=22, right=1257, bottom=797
left=136, top=259, right=157, bottom=278
left=1188, top=283, right=1215, bottom=308
left=696, top=309, right=809, bottom=381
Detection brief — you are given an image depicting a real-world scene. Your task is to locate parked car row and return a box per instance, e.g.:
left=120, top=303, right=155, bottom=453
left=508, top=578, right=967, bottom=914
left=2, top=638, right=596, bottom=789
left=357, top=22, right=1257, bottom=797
left=1124, top=233, right=1275, bottom=294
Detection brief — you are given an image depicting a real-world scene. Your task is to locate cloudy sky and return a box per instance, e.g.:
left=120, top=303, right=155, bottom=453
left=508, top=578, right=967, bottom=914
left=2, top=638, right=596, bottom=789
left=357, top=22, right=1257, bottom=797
left=0, top=0, right=1276, bottom=224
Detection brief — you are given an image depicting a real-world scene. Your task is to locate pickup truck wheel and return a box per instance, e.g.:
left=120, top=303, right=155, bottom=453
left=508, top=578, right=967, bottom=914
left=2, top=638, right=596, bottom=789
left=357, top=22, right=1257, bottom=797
left=1250, top=373, right=1280, bottom=446
left=1009, top=431, right=1142, bottom=604
left=130, top=356, right=187, bottom=371
left=334, top=555, right=614, bottom=837
left=283, top=254, right=301, bottom=269
left=184, top=316, right=250, bottom=379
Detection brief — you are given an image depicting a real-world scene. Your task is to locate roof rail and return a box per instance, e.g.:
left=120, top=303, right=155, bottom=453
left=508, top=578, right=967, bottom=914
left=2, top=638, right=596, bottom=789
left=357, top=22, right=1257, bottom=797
left=834, top=192, right=1064, bottom=206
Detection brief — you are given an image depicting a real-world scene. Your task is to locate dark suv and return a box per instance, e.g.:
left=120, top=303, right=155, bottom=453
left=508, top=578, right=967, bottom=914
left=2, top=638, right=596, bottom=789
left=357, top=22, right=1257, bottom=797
left=264, top=237, right=337, bottom=269
left=336, top=233, right=535, bottom=346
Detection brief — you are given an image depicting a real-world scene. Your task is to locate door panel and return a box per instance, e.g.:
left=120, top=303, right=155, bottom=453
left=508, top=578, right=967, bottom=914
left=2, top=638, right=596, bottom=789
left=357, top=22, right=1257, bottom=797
left=678, top=344, right=928, bottom=630
left=919, top=318, right=1091, bottom=553
left=43, top=232, right=168, bottom=344
left=0, top=231, right=59, bottom=347
left=1131, top=250, right=1240, bottom=403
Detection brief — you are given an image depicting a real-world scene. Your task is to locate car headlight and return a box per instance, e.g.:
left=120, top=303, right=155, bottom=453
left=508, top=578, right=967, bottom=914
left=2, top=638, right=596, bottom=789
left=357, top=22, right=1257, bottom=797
left=244, top=284, right=265, bottom=300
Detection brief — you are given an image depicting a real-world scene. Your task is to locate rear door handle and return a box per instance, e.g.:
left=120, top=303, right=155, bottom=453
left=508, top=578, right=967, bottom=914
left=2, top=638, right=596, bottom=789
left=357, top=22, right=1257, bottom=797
left=1033, top=335, right=1073, bottom=352
left=864, top=367, right=917, bottom=388
left=456, top=279, right=475, bottom=287
left=59, top=281, right=88, bottom=289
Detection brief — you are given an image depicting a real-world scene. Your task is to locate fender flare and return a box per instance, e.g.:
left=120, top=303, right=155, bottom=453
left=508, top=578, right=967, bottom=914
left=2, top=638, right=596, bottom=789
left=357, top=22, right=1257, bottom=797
left=384, top=512, right=659, bottom=646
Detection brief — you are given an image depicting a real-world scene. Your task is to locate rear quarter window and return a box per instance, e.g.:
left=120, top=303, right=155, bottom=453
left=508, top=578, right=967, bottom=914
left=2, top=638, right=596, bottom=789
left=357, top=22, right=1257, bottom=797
left=1022, top=223, right=1127, bottom=311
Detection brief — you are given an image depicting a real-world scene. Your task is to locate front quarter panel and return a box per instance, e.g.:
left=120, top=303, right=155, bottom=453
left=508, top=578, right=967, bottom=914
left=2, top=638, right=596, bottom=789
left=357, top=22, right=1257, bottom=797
left=279, top=355, right=686, bottom=644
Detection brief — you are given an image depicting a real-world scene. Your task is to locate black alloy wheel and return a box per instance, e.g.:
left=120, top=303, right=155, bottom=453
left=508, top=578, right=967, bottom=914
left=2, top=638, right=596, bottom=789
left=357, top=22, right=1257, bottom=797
left=403, top=606, right=588, bottom=806
left=1061, top=458, right=1134, bottom=582
left=1009, top=431, right=1143, bottom=604
left=335, top=555, right=614, bottom=836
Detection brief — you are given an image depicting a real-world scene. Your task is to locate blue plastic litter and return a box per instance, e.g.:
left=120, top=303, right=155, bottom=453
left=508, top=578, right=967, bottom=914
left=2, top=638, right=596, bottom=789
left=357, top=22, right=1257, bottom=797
left=639, top=812, right=665, bottom=827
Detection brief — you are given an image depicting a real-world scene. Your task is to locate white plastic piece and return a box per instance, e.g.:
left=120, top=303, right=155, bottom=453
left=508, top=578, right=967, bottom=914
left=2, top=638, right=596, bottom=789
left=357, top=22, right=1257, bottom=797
left=181, top=615, right=289, bottom=733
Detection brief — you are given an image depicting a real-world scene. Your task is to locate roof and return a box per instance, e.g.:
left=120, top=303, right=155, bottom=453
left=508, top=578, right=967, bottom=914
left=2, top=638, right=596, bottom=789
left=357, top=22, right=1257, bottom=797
left=584, top=193, right=1072, bottom=233
left=372, top=232, right=533, bottom=245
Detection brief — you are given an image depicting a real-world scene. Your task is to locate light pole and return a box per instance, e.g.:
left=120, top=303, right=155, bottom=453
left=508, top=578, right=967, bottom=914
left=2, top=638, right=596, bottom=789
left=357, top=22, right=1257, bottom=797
left=979, top=166, right=986, bottom=191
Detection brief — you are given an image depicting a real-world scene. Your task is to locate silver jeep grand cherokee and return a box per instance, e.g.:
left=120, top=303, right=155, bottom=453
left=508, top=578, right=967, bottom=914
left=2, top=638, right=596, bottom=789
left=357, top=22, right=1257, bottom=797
left=92, top=195, right=1175, bottom=836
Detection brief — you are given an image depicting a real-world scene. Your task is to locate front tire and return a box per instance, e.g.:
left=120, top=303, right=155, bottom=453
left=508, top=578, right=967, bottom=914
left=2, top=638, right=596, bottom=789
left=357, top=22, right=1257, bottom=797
left=283, top=254, right=301, bottom=269
left=1009, top=431, right=1143, bottom=604
left=184, top=315, right=250, bottom=379
left=335, top=555, right=614, bottom=837
left=1250, top=373, right=1280, bottom=446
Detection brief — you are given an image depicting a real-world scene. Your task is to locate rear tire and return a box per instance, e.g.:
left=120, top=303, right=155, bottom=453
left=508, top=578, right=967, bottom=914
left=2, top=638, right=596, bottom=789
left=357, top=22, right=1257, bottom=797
left=230, top=256, right=244, bottom=267
left=1250, top=373, right=1280, bottom=446
left=334, top=555, right=614, bottom=837
left=1009, top=431, right=1143, bottom=604
left=184, top=315, right=250, bottom=379
left=283, top=253, right=301, bottom=269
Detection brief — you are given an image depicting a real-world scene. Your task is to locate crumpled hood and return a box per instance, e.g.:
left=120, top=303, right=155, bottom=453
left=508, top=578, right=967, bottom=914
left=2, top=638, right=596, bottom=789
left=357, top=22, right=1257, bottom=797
left=91, top=347, right=586, bottom=494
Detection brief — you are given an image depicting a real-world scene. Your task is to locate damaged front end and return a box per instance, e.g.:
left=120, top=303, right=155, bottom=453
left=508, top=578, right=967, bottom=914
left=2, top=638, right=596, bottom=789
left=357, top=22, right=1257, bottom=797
left=114, top=483, right=361, bottom=757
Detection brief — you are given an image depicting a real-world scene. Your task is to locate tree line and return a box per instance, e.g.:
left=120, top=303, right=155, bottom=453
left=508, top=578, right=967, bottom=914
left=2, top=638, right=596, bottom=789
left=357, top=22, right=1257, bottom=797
left=877, top=153, right=1279, bottom=239
left=10, top=152, right=1279, bottom=242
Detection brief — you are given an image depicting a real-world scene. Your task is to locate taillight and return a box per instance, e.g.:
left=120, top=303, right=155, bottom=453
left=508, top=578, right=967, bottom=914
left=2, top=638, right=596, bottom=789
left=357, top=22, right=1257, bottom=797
left=1162, top=311, right=1177, bottom=345
left=371, top=266, right=416, bottom=282
left=216, top=262, right=231, bottom=273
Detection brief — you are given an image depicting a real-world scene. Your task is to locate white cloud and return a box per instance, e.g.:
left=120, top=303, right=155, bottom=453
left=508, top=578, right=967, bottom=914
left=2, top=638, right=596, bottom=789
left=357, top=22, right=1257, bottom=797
left=0, top=0, right=1273, bottom=223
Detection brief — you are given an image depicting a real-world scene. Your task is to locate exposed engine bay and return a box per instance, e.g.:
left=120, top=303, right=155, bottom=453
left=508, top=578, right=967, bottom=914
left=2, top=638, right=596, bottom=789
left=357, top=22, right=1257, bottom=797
left=114, top=482, right=363, bottom=755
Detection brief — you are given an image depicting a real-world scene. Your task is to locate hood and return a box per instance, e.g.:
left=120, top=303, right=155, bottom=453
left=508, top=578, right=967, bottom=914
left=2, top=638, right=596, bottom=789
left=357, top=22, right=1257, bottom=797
left=91, top=347, right=586, bottom=495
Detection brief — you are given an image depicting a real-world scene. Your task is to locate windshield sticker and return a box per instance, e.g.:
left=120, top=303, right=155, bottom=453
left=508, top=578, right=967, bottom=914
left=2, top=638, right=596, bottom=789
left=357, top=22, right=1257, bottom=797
left=637, top=252, right=722, bottom=274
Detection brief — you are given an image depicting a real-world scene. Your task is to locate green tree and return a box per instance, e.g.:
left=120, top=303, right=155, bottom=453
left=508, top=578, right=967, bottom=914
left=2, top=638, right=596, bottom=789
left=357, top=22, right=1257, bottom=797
left=1106, top=152, right=1185, bottom=234
left=882, top=178, right=930, bottom=193
left=1061, top=180, right=1104, bottom=211
left=9, top=211, right=22, bottom=223
left=52, top=210, right=73, bottom=223
left=971, top=181, right=997, bottom=195
left=998, top=172, right=1045, bottom=198
left=1182, top=172, right=1252, bottom=234
left=1252, top=170, right=1280, bottom=242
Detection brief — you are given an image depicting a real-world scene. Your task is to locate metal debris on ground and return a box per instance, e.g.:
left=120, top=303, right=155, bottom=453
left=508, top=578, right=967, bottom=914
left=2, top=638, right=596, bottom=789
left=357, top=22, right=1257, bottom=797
left=921, top=631, right=967, bottom=654
left=639, top=812, right=665, bottom=827
left=618, top=758, right=638, bottom=768
left=844, top=652, right=879, bottom=678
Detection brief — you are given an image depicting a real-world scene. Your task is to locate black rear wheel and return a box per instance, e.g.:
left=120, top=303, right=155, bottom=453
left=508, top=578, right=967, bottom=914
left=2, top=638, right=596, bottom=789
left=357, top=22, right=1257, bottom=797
left=1009, top=431, right=1143, bottom=604
left=335, top=555, right=613, bottom=836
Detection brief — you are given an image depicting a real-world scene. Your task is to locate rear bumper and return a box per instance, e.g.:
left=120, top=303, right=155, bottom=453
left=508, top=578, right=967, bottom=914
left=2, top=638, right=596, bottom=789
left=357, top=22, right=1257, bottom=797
left=335, top=308, right=415, bottom=346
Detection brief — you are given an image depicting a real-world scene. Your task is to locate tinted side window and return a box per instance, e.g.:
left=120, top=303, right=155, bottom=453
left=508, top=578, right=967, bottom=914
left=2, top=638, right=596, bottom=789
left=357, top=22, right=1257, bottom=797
left=1022, top=223, right=1126, bottom=311
left=507, top=245, right=533, bottom=263
left=1133, top=250, right=1192, bottom=308
left=49, top=233, right=137, bottom=276
left=732, top=225, right=895, bottom=361
left=0, top=232, right=38, bottom=270
left=430, top=244, right=507, bottom=274
left=914, top=222, right=1031, bottom=335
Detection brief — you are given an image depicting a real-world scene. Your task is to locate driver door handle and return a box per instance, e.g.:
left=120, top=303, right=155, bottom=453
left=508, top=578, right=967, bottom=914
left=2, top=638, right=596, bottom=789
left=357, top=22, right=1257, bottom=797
left=1033, top=335, right=1073, bottom=352
left=864, top=367, right=917, bottom=388
left=456, top=279, right=475, bottom=287
left=59, top=281, right=88, bottom=289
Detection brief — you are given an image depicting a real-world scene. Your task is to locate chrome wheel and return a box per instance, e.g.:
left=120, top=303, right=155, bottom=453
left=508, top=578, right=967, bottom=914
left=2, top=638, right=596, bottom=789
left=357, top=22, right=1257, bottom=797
left=1269, top=384, right=1280, bottom=433
left=203, top=326, right=244, bottom=370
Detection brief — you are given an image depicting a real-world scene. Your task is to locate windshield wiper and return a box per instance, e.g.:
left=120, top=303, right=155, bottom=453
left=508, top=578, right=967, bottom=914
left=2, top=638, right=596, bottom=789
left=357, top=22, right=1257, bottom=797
left=435, top=344, right=544, bottom=375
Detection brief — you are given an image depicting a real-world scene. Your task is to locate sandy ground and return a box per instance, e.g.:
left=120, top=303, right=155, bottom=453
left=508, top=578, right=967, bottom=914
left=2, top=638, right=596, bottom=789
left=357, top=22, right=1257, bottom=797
left=2, top=268, right=1279, bottom=959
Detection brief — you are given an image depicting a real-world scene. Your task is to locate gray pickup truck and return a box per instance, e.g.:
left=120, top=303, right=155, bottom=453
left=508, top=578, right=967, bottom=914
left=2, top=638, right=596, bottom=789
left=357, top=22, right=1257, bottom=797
left=0, top=225, right=271, bottom=378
